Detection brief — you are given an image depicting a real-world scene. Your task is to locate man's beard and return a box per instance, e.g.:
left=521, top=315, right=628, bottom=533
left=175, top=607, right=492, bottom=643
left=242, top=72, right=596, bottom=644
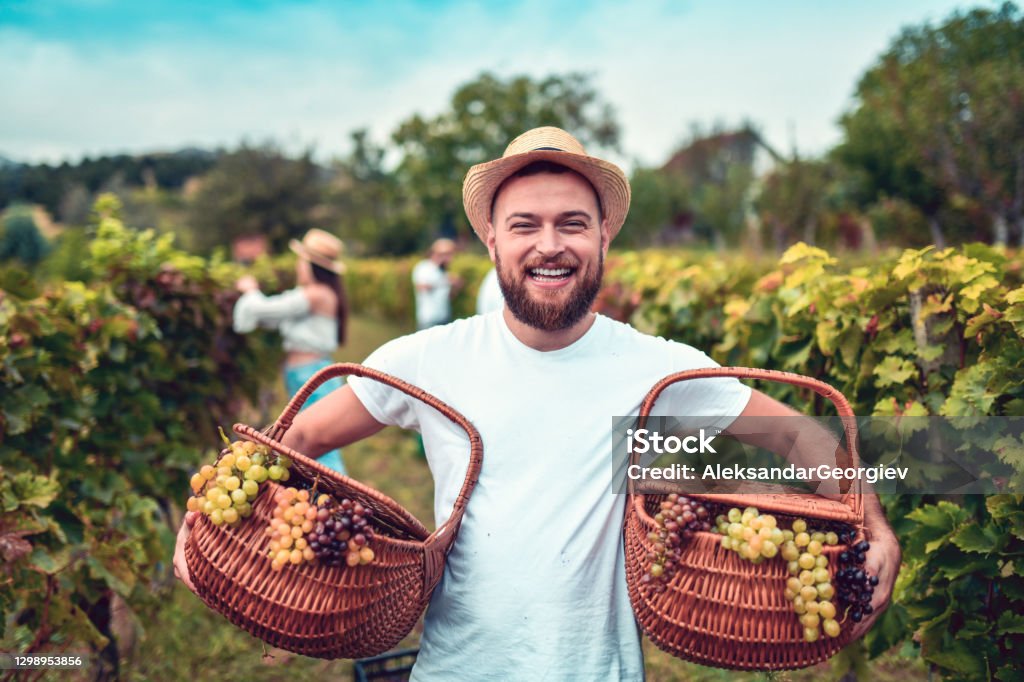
left=494, top=249, right=603, bottom=332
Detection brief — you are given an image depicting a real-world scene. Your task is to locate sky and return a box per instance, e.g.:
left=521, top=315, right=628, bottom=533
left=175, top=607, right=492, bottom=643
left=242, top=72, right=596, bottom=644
left=0, top=0, right=991, bottom=169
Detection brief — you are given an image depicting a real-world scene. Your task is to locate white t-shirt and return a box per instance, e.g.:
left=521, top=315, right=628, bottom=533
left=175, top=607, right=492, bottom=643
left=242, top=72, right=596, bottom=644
left=349, top=312, right=751, bottom=681
left=475, top=267, right=504, bottom=315
left=412, top=259, right=451, bottom=328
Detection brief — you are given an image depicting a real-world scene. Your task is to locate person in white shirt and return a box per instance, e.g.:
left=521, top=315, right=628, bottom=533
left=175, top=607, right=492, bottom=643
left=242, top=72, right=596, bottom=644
left=412, top=238, right=459, bottom=329
left=475, top=266, right=503, bottom=315
left=175, top=127, right=900, bottom=680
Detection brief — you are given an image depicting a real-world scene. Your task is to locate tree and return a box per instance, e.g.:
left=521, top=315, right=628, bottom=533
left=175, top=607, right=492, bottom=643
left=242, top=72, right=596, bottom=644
left=390, top=72, right=621, bottom=246
left=836, top=81, right=951, bottom=246
left=186, top=143, right=321, bottom=253
left=324, top=130, right=421, bottom=255
left=0, top=151, right=216, bottom=217
left=620, top=167, right=690, bottom=248
left=754, top=158, right=830, bottom=251
left=657, top=124, right=770, bottom=249
left=839, top=3, right=1024, bottom=245
left=0, top=205, right=49, bottom=267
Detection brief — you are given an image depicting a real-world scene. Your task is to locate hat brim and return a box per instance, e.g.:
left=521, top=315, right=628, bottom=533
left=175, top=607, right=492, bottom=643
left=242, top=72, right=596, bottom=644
left=289, top=239, right=346, bottom=274
left=462, top=149, right=631, bottom=244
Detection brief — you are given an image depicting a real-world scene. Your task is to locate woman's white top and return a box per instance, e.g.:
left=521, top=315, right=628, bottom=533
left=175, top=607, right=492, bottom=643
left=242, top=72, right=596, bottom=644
left=233, top=287, right=337, bottom=356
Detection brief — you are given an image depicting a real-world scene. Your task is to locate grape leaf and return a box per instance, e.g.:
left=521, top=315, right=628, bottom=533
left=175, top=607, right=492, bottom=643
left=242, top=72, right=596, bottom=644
left=874, top=356, right=918, bottom=387
left=951, top=522, right=1003, bottom=554
left=907, top=501, right=970, bottom=530
left=10, top=472, right=60, bottom=509
left=997, top=612, right=1024, bottom=635
left=926, top=641, right=987, bottom=677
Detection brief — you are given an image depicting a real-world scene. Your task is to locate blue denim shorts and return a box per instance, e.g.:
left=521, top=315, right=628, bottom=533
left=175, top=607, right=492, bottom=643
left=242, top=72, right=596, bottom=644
left=283, top=358, right=346, bottom=475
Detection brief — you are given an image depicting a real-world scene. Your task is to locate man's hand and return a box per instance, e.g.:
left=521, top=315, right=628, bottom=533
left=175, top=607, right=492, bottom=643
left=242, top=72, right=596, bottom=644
left=173, top=511, right=200, bottom=594
left=847, top=499, right=902, bottom=641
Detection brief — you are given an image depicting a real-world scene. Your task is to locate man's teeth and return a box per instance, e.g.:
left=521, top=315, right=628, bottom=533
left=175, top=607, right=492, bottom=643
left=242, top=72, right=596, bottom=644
left=530, top=268, right=571, bottom=278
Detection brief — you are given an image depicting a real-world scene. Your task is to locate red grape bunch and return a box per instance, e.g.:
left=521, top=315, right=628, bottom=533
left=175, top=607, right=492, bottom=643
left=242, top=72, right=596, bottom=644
left=642, top=494, right=711, bottom=593
left=307, top=494, right=376, bottom=568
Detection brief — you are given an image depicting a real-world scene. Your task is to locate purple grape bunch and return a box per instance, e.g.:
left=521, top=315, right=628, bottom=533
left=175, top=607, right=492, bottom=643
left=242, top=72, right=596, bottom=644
left=834, top=530, right=878, bottom=623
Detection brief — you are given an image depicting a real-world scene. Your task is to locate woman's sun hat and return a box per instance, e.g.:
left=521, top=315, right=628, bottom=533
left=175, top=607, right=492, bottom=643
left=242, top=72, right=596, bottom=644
left=462, top=126, right=631, bottom=243
left=289, top=229, right=346, bottom=274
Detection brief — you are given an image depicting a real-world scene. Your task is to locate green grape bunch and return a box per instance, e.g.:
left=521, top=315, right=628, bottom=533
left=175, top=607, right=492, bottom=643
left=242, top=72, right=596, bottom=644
left=186, top=429, right=292, bottom=527
left=714, top=508, right=845, bottom=643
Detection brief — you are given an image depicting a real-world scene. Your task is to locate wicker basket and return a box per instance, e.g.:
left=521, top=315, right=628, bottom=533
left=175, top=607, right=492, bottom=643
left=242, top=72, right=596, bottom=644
left=185, top=363, right=482, bottom=659
left=624, top=367, right=865, bottom=671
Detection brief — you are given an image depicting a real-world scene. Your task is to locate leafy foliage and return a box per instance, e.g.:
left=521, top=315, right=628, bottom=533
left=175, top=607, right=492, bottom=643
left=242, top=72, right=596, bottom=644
left=0, top=150, right=217, bottom=219
left=0, top=195, right=281, bottom=660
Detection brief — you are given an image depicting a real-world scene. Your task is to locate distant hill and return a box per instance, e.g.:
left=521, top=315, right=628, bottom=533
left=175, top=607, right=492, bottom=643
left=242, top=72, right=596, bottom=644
left=0, top=148, right=220, bottom=216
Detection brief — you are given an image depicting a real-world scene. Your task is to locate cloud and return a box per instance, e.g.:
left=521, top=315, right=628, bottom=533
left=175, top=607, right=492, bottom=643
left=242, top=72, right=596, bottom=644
left=0, top=0, right=977, bottom=165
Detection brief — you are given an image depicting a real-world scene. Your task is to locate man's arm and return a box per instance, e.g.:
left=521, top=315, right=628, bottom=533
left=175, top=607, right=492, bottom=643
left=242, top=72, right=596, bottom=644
left=733, top=389, right=902, bottom=642
left=173, top=385, right=386, bottom=593
left=280, top=384, right=387, bottom=455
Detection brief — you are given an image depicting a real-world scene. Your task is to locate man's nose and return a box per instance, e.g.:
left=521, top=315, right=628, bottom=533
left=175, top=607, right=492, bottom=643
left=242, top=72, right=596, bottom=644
left=534, top=225, right=565, bottom=258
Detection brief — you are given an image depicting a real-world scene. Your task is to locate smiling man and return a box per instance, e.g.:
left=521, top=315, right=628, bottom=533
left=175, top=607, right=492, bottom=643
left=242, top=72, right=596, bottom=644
left=174, top=127, right=900, bottom=681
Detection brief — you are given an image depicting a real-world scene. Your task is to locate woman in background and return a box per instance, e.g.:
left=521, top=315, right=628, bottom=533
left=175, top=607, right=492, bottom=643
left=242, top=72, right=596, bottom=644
left=233, top=229, right=349, bottom=474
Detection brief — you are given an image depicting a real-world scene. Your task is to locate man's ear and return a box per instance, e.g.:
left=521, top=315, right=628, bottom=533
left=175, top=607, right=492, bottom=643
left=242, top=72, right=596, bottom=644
left=600, top=218, right=611, bottom=258
left=486, top=224, right=497, bottom=263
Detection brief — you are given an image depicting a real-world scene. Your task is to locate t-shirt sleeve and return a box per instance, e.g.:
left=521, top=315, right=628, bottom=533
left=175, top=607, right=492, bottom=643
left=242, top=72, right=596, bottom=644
left=652, top=342, right=752, bottom=431
left=232, top=288, right=310, bottom=333
left=347, top=335, right=422, bottom=432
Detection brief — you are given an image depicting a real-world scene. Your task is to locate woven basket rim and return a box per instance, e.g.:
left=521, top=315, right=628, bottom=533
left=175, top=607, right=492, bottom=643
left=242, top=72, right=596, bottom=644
left=631, top=366, right=864, bottom=522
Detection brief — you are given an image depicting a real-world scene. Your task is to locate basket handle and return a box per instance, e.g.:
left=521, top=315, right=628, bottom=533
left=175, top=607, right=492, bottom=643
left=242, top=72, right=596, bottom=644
left=635, top=367, right=861, bottom=512
left=246, top=362, right=482, bottom=595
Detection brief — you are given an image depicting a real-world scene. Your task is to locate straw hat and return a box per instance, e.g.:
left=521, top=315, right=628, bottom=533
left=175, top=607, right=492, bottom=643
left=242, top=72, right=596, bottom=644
left=289, top=229, right=346, bottom=274
left=462, top=126, right=631, bottom=243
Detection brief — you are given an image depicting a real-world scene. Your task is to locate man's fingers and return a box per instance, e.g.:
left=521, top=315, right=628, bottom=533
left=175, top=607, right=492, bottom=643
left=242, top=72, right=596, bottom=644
left=173, top=516, right=199, bottom=594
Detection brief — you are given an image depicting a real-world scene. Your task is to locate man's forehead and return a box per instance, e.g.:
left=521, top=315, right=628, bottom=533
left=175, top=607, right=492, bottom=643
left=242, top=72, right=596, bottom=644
left=492, top=171, right=601, bottom=215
